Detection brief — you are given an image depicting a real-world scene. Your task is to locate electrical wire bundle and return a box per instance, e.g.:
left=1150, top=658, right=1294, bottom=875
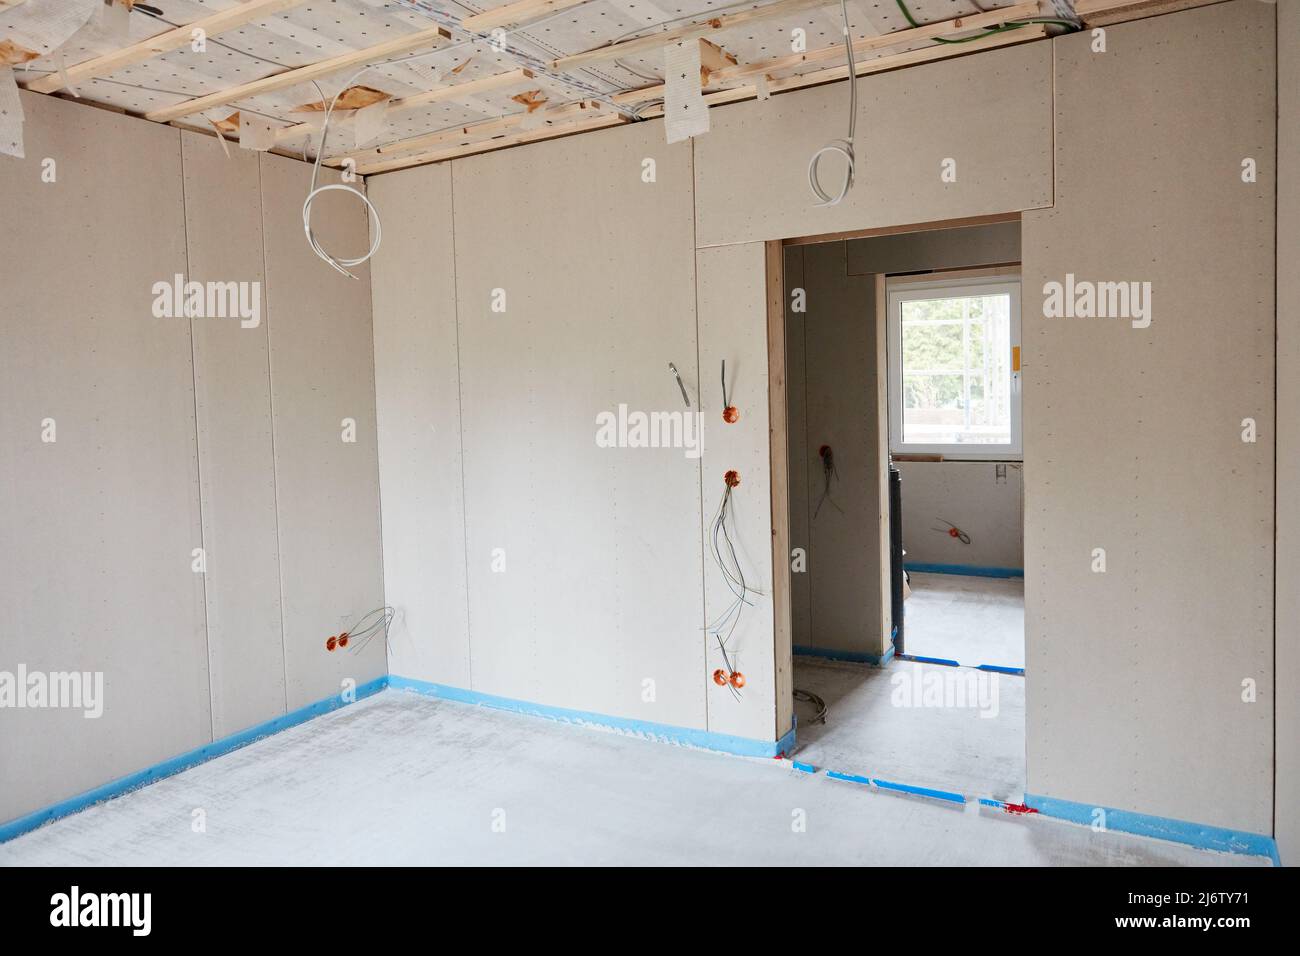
left=794, top=687, right=828, bottom=725
left=325, top=606, right=396, bottom=655
left=707, top=474, right=763, bottom=700
left=807, top=0, right=857, bottom=206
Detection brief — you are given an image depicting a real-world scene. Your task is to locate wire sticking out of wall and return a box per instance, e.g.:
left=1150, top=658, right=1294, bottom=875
left=303, top=70, right=384, bottom=279
left=814, top=445, right=843, bottom=519
left=932, top=518, right=971, bottom=544
left=721, top=359, right=738, bottom=423
left=807, top=0, right=857, bottom=207
left=324, top=606, right=396, bottom=655
left=708, top=471, right=762, bottom=700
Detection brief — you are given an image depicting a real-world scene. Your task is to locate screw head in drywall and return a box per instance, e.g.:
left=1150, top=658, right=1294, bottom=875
left=713, top=669, right=730, bottom=686
left=325, top=636, right=338, bottom=652
left=724, top=470, right=740, bottom=488
left=722, top=405, right=739, bottom=424
left=729, top=671, right=746, bottom=689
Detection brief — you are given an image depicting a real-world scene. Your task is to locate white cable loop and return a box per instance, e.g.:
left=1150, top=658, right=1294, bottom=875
left=808, top=0, right=858, bottom=207
left=302, top=72, right=382, bottom=279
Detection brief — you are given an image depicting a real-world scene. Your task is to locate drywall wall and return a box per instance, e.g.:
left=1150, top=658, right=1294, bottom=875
left=0, top=93, right=382, bottom=826
left=845, top=221, right=1021, bottom=276
left=448, top=122, right=713, bottom=731
left=181, top=132, right=286, bottom=738
left=367, top=163, right=470, bottom=688
left=0, top=92, right=209, bottom=823
left=697, top=242, right=783, bottom=739
left=1277, top=0, right=1299, bottom=866
left=259, top=153, right=387, bottom=710
left=784, top=241, right=885, bottom=657
left=693, top=41, right=1052, bottom=247
left=897, top=461, right=1023, bottom=570
left=1022, top=1, right=1275, bottom=834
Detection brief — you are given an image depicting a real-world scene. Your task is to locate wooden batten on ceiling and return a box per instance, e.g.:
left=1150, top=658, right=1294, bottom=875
left=143, top=24, right=453, bottom=123
left=461, top=0, right=592, bottom=33
left=23, top=0, right=308, bottom=94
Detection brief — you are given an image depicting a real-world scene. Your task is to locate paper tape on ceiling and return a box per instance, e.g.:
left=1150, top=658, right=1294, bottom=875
left=663, top=38, right=708, bottom=144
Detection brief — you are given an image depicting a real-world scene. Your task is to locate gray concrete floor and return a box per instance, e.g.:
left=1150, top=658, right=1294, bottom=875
left=0, top=689, right=1268, bottom=866
left=793, top=656, right=1025, bottom=802
left=905, top=572, right=1024, bottom=668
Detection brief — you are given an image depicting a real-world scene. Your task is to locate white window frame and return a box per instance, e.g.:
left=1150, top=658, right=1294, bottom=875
left=886, top=272, right=1022, bottom=460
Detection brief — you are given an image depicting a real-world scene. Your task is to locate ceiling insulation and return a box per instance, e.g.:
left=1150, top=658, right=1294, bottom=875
left=0, top=0, right=1157, bottom=172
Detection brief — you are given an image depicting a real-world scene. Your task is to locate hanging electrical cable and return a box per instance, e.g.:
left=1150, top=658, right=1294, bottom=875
left=708, top=471, right=763, bottom=699
left=807, top=0, right=857, bottom=206
left=325, top=606, right=396, bottom=655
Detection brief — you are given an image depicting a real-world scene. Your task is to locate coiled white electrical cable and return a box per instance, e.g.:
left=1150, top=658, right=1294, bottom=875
left=302, top=71, right=383, bottom=279
left=808, top=0, right=858, bottom=207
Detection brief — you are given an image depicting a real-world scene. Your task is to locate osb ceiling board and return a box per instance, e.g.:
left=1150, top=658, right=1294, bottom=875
left=5, top=0, right=1021, bottom=159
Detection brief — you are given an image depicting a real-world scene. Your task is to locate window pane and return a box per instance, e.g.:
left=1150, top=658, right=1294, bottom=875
left=898, top=291, right=1012, bottom=447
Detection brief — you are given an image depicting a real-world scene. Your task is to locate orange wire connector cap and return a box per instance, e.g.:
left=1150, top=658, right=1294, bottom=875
left=722, top=406, right=739, bottom=424
left=724, top=470, right=740, bottom=488
left=713, top=669, right=730, bottom=686
left=730, top=671, right=746, bottom=689
left=337, top=632, right=350, bottom=648
left=325, top=636, right=338, bottom=652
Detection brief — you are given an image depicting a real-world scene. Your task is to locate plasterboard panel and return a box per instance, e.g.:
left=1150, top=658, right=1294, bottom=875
left=784, top=247, right=813, bottom=655
left=367, top=162, right=470, bottom=686
left=1276, top=0, right=1300, bottom=866
left=896, top=461, right=1023, bottom=568
left=181, top=131, right=287, bottom=737
left=0, top=92, right=209, bottom=822
left=451, top=120, right=705, bottom=729
left=846, top=221, right=1021, bottom=276
left=258, top=152, right=386, bottom=709
left=698, top=241, right=780, bottom=740
left=1022, top=0, right=1274, bottom=834
left=693, top=39, right=1052, bottom=247
left=794, top=240, right=883, bottom=654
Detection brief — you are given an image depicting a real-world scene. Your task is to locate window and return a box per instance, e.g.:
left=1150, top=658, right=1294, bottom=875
left=886, top=273, right=1021, bottom=459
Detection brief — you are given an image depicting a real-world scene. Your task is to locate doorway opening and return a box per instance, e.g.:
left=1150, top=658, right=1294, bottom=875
left=772, top=217, right=1027, bottom=803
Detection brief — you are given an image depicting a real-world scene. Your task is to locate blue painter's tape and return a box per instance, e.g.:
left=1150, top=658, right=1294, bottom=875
left=1024, top=792, right=1279, bottom=862
left=0, top=676, right=390, bottom=845
left=794, top=644, right=894, bottom=666
left=977, top=664, right=1026, bottom=676
left=871, top=776, right=967, bottom=805
left=905, top=563, right=1024, bottom=579
left=792, top=761, right=817, bottom=774
left=825, top=769, right=967, bottom=805
left=826, top=770, right=873, bottom=786
left=898, top=653, right=962, bottom=668
left=388, top=675, right=797, bottom=759
left=978, top=798, right=1008, bottom=809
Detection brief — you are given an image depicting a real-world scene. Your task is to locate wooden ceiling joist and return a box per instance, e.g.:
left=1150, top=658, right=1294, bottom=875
left=461, top=0, right=592, bottom=33
left=273, top=67, right=536, bottom=144
left=339, top=99, right=606, bottom=165
left=24, top=0, right=307, bottom=95
left=550, top=0, right=837, bottom=72
left=356, top=109, right=626, bottom=175
left=638, top=23, right=1048, bottom=117
left=143, top=24, right=453, bottom=123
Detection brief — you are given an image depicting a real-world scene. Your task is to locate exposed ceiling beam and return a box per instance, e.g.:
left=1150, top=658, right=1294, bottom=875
left=551, top=0, right=836, bottom=72
left=638, top=24, right=1048, bottom=116
left=273, top=67, right=536, bottom=144
left=461, top=0, right=592, bottom=33
left=339, top=100, right=606, bottom=165
left=143, top=24, right=453, bottom=123
left=24, top=0, right=307, bottom=95
left=709, top=2, right=1042, bottom=85
left=359, top=110, right=626, bottom=175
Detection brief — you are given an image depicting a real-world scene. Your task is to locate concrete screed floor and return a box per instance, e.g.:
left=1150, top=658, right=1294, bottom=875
left=0, top=690, right=1269, bottom=866
left=903, top=572, right=1025, bottom=669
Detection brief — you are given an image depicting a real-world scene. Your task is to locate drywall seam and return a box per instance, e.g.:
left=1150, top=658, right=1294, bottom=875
left=258, top=155, right=291, bottom=717
left=178, top=136, right=216, bottom=746
left=449, top=162, right=473, bottom=691
left=690, top=138, right=710, bottom=732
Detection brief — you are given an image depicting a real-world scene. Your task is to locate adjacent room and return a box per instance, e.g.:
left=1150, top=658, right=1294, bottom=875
left=0, top=0, right=1295, bottom=874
